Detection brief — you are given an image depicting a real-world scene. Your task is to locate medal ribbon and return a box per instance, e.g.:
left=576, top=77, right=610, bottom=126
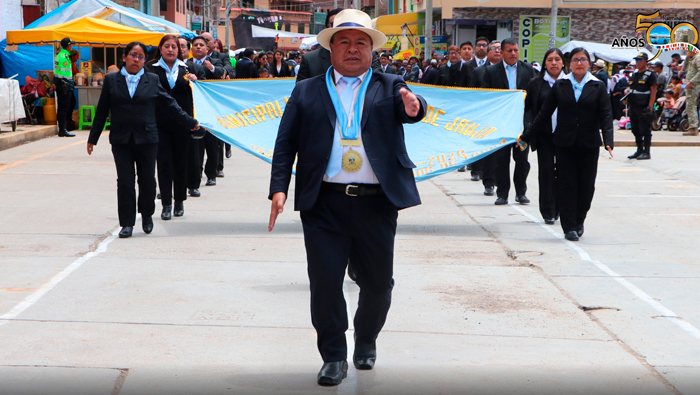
left=325, top=66, right=373, bottom=141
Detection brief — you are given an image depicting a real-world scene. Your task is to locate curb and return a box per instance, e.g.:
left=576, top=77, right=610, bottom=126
left=615, top=141, right=700, bottom=147
left=0, top=125, right=58, bottom=152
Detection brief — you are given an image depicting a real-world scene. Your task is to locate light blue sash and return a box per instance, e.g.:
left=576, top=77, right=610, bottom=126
left=324, top=66, right=373, bottom=141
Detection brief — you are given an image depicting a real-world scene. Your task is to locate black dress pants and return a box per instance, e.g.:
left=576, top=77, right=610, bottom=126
left=494, top=143, right=530, bottom=199
left=555, top=145, right=599, bottom=233
left=111, top=140, right=158, bottom=227
left=300, top=187, right=398, bottom=362
left=629, top=99, right=652, bottom=152
left=535, top=136, right=557, bottom=220
left=187, top=132, right=219, bottom=188
left=56, top=86, right=72, bottom=131
left=157, top=126, right=190, bottom=206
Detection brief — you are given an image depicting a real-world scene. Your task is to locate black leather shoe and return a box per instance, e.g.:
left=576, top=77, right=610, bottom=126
left=484, top=186, right=494, bottom=196
left=216, top=170, right=224, bottom=178
left=174, top=201, right=184, bottom=217
left=637, top=152, right=651, bottom=160
left=544, top=218, right=555, bottom=225
left=494, top=197, right=508, bottom=205
left=118, top=226, right=133, bottom=238
left=353, top=342, right=377, bottom=370
left=347, top=260, right=357, bottom=282
left=206, top=178, right=216, bottom=186
left=142, top=216, right=154, bottom=234
left=58, top=130, right=75, bottom=137
left=188, top=188, right=201, bottom=197
left=565, top=231, right=579, bottom=241
left=457, top=166, right=467, bottom=172
left=161, top=205, right=172, bottom=220
left=627, top=151, right=641, bottom=159
left=576, top=224, right=584, bottom=237
left=317, top=360, right=348, bottom=386
left=515, top=195, right=530, bottom=204
left=471, top=173, right=481, bottom=181
left=226, top=150, right=232, bottom=158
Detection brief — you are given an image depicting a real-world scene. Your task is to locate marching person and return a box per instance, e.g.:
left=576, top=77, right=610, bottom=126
left=481, top=38, right=534, bottom=205
left=626, top=52, right=657, bottom=159
left=146, top=35, right=199, bottom=221
left=86, top=42, right=201, bottom=238
left=520, top=47, right=614, bottom=241
left=524, top=48, right=567, bottom=225
left=54, top=37, right=76, bottom=137
left=268, top=9, right=426, bottom=386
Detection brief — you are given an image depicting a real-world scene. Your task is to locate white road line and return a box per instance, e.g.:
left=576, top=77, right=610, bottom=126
left=510, top=204, right=700, bottom=342
left=608, top=195, right=700, bottom=198
left=0, top=226, right=120, bottom=328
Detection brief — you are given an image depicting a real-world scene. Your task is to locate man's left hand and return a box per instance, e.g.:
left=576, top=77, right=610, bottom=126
left=400, top=88, right=420, bottom=117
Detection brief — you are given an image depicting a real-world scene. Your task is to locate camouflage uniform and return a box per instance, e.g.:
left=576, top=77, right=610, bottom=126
left=683, top=54, right=700, bottom=131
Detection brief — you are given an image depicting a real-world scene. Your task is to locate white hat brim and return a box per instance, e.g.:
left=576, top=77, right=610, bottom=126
left=317, top=27, right=387, bottom=52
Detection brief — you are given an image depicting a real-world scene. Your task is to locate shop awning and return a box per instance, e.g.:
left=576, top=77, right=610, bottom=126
left=251, top=25, right=315, bottom=39
left=373, top=12, right=421, bottom=36
left=6, top=17, right=167, bottom=47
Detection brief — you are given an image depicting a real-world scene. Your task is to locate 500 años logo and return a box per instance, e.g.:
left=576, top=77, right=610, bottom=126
left=612, top=10, right=699, bottom=61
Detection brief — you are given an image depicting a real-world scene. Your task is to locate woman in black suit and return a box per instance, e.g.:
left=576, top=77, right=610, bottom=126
left=270, top=50, right=291, bottom=78
left=146, top=35, right=199, bottom=221
left=524, top=48, right=566, bottom=225
left=520, top=47, right=614, bottom=241
left=87, top=41, right=200, bottom=238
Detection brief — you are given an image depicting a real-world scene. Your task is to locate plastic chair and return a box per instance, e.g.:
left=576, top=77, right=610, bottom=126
left=79, top=106, right=110, bottom=130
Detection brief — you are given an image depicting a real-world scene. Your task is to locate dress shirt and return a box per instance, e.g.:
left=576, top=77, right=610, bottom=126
left=323, top=70, right=379, bottom=185
left=504, top=61, right=517, bottom=90
left=543, top=70, right=567, bottom=131
left=568, top=71, right=595, bottom=101
left=476, top=57, right=486, bottom=67
left=120, top=67, right=144, bottom=98
left=193, top=56, right=215, bottom=72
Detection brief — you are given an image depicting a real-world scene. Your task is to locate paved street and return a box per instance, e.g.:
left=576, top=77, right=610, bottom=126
left=0, top=130, right=699, bottom=394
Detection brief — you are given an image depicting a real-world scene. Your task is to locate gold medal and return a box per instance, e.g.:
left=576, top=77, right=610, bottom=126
left=342, top=148, right=363, bottom=172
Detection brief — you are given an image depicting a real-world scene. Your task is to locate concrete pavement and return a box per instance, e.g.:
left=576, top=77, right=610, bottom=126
left=0, top=130, right=698, bottom=394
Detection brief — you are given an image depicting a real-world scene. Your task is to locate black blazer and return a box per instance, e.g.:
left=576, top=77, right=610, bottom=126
left=449, top=60, right=472, bottom=87
left=524, top=75, right=554, bottom=151
left=482, top=60, right=534, bottom=124
left=422, top=67, right=439, bottom=85
left=145, top=63, right=195, bottom=127
left=269, top=72, right=427, bottom=211
left=187, top=57, right=224, bottom=80
left=209, top=51, right=236, bottom=78
left=270, top=61, right=292, bottom=78
left=296, top=48, right=332, bottom=82
left=88, top=71, right=197, bottom=146
left=378, top=65, right=397, bottom=74
left=522, top=77, right=614, bottom=149
left=436, top=64, right=451, bottom=86
left=235, top=57, right=258, bottom=79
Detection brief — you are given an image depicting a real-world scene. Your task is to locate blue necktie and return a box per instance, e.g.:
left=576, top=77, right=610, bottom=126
left=507, top=65, right=517, bottom=90
left=326, top=76, right=358, bottom=179
left=126, top=74, right=139, bottom=98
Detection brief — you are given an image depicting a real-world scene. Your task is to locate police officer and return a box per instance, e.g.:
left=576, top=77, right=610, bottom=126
left=54, top=37, right=76, bottom=137
left=682, top=49, right=700, bottom=136
left=626, top=52, right=657, bottom=160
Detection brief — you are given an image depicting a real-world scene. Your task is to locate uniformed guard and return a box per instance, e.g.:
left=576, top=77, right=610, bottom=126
left=54, top=37, right=76, bottom=137
left=626, top=52, right=656, bottom=160
left=682, top=49, right=700, bottom=136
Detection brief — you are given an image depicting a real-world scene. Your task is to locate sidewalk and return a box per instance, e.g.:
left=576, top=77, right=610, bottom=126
left=615, top=127, right=700, bottom=147
left=0, top=123, right=57, bottom=151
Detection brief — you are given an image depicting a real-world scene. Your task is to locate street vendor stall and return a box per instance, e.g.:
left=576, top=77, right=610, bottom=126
left=0, top=79, right=26, bottom=131
left=5, top=17, right=167, bottom=126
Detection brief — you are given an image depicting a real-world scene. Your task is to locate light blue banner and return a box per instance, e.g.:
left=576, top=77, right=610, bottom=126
left=191, top=78, right=525, bottom=182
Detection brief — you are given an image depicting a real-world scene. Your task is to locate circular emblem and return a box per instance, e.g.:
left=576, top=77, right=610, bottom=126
left=342, top=149, right=363, bottom=172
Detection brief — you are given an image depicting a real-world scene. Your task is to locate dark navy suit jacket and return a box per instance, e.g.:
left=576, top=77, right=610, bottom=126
left=269, top=71, right=427, bottom=211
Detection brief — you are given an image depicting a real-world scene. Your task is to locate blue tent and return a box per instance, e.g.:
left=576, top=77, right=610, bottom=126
left=1, top=0, right=194, bottom=80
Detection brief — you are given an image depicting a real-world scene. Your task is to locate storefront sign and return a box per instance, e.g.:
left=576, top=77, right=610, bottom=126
left=519, top=16, right=570, bottom=63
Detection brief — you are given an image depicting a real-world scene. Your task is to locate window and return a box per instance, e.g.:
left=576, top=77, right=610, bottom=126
left=285, top=23, right=291, bottom=32
left=298, top=23, right=304, bottom=34
left=160, top=0, right=167, bottom=11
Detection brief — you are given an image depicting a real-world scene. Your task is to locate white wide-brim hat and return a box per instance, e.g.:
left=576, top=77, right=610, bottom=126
left=317, top=9, right=387, bottom=51
left=594, top=59, right=606, bottom=68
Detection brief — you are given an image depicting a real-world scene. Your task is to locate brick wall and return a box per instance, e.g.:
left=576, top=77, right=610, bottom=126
left=452, top=7, right=698, bottom=43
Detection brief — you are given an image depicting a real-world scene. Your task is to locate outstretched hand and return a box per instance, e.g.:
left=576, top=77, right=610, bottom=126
left=400, top=88, right=420, bottom=117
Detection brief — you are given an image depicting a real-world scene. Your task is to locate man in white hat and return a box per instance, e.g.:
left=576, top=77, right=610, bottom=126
left=268, top=9, right=427, bottom=386
left=592, top=59, right=609, bottom=84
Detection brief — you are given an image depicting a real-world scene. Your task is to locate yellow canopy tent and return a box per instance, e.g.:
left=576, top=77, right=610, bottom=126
left=372, top=13, right=422, bottom=52
left=6, top=17, right=166, bottom=47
